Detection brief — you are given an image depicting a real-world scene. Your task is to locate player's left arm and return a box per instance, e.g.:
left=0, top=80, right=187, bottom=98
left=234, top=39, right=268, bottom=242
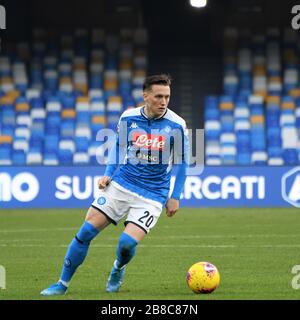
left=165, top=198, right=180, bottom=217
left=166, top=121, right=189, bottom=217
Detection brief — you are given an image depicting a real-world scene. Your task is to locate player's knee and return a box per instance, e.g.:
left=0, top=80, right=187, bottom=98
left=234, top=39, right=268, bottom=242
left=76, top=221, right=99, bottom=245
left=118, top=232, right=138, bottom=257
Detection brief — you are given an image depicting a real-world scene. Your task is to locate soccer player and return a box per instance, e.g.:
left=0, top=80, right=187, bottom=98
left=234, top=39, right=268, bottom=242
left=41, top=74, right=189, bottom=295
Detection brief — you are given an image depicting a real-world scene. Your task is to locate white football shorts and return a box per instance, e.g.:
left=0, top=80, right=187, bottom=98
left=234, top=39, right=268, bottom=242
left=91, top=181, right=163, bottom=233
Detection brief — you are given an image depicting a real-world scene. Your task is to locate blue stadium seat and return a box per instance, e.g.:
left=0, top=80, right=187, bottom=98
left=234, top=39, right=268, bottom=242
left=205, top=108, right=219, bottom=121
left=283, top=149, right=299, bottom=165
left=12, top=150, right=26, bottom=165
left=77, top=111, right=90, bottom=125
left=237, top=153, right=251, bottom=165
left=43, top=153, right=59, bottom=165
left=44, top=135, right=59, bottom=153
left=61, top=120, right=75, bottom=138
left=0, top=144, right=12, bottom=161
left=61, top=95, right=76, bottom=109
left=2, top=125, right=14, bottom=136
left=75, top=136, right=89, bottom=152
left=58, top=149, right=73, bottom=165
left=268, top=146, right=282, bottom=158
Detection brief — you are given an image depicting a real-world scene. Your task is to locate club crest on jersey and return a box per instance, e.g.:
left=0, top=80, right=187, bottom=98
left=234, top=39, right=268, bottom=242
left=132, top=132, right=166, bottom=150
left=164, top=126, right=171, bottom=133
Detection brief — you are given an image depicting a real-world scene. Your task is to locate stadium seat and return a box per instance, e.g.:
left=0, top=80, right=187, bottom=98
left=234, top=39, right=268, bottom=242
left=0, top=27, right=149, bottom=166
left=0, top=135, right=13, bottom=165
left=12, top=150, right=26, bottom=165
left=43, top=153, right=59, bottom=165
left=205, top=28, right=300, bottom=165
left=26, top=151, right=43, bottom=165
left=73, top=152, right=90, bottom=165
left=58, top=149, right=73, bottom=165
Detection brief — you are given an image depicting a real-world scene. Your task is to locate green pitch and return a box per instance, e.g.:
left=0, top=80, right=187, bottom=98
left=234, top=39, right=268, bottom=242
left=0, top=208, right=299, bottom=300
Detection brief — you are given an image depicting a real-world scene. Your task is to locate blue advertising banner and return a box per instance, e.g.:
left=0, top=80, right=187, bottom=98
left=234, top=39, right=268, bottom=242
left=0, top=166, right=300, bottom=208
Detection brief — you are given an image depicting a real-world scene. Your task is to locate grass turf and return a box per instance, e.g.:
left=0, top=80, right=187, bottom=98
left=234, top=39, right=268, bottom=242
left=0, top=208, right=299, bottom=300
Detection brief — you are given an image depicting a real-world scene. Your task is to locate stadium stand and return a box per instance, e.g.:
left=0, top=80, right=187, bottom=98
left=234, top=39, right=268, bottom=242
left=0, top=28, right=148, bottom=165
left=205, top=27, right=300, bottom=165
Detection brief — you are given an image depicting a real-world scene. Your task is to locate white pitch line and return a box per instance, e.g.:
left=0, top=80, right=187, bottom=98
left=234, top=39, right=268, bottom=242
left=0, top=227, right=78, bottom=233
left=151, top=234, right=300, bottom=238
left=0, top=244, right=300, bottom=248
left=0, top=239, right=46, bottom=242
left=0, top=234, right=299, bottom=243
left=0, top=228, right=299, bottom=239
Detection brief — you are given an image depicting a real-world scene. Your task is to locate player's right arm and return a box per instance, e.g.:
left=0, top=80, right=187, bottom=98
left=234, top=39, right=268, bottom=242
left=97, top=138, right=120, bottom=190
left=98, top=175, right=111, bottom=189
left=98, top=115, right=127, bottom=190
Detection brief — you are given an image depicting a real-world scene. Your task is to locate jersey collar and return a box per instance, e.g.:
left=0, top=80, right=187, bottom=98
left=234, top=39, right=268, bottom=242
left=141, top=106, right=168, bottom=120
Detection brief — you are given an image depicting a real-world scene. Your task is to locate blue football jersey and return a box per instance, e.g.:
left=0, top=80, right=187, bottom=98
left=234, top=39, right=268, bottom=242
left=105, top=106, right=189, bottom=205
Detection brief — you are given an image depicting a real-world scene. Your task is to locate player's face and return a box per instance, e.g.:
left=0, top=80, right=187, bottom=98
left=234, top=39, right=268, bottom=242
left=143, top=84, right=170, bottom=118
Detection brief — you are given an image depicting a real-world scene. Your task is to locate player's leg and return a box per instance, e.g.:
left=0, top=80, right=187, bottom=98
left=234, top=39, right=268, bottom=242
left=116, top=223, right=146, bottom=267
left=40, top=207, right=111, bottom=296
left=106, top=199, right=162, bottom=293
left=58, top=207, right=111, bottom=284
left=106, top=223, right=145, bottom=292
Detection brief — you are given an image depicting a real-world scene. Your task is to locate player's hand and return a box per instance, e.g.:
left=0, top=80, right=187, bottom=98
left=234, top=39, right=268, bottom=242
left=98, top=176, right=111, bottom=190
left=165, top=198, right=179, bottom=217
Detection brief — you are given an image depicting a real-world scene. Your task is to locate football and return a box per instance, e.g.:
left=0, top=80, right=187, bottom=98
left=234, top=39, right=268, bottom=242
left=186, top=261, right=220, bottom=294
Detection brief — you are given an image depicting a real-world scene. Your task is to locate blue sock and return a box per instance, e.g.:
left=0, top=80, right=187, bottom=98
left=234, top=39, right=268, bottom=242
left=60, top=221, right=99, bottom=283
left=116, top=233, right=138, bottom=269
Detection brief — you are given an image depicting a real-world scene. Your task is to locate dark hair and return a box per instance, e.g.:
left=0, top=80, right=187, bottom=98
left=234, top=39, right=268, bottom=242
left=143, top=74, right=172, bottom=91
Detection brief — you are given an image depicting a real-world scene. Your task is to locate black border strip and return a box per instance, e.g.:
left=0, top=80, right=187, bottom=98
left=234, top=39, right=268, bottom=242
left=124, top=220, right=148, bottom=234
left=75, top=235, right=84, bottom=244
left=91, top=205, right=117, bottom=225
